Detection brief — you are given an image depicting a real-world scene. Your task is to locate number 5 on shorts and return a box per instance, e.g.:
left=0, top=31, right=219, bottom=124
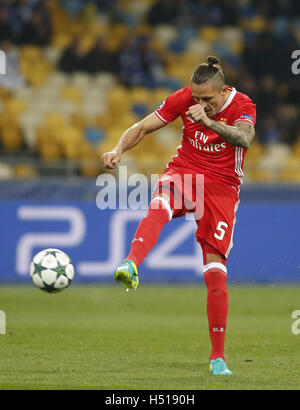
left=214, top=221, right=229, bottom=241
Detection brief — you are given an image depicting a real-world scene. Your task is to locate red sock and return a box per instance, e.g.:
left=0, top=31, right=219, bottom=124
left=204, top=264, right=228, bottom=361
left=126, top=197, right=171, bottom=267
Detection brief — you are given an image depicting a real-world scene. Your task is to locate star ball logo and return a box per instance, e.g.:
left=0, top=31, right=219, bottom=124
left=0, top=50, right=6, bottom=75
left=291, top=50, right=300, bottom=75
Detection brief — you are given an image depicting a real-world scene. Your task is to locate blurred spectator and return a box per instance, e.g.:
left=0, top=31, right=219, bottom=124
left=85, top=37, right=119, bottom=74
left=60, top=0, right=89, bottom=16
left=118, top=35, right=167, bottom=88
left=58, top=39, right=88, bottom=73
left=9, top=0, right=36, bottom=40
left=252, top=0, right=300, bottom=18
left=259, top=117, right=281, bottom=145
left=242, top=27, right=278, bottom=79
left=146, top=0, right=181, bottom=26
left=183, top=0, right=238, bottom=27
left=0, top=6, right=14, bottom=43
left=18, top=7, right=52, bottom=46
left=276, top=104, right=299, bottom=145
left=236, top=74, right=258, bottom=102
left=96, top=0, right=118, bottom=14
left=218, top=0, right=239, bottom=26
left=242, top=24, right=297, bottom=82
left=255, top=76, right=278, bottom=120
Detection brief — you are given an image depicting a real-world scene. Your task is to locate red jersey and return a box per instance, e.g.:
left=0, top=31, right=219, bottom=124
left=155, top=86, right=256, bottom=188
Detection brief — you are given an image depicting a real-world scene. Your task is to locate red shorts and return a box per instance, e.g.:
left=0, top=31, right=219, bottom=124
left=152, top=163, right=240, bottom=259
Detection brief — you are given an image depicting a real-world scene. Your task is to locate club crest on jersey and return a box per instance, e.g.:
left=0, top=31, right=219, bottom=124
left=218, top=117, right=228, bottom=124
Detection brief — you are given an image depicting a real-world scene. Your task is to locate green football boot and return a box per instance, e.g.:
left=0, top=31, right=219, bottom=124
left=209, top=358, right=233, bottom=376
left=113, top=260, right=139, bottom=290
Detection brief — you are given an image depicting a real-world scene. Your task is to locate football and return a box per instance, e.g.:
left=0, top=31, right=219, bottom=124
left=30, top=248, right=74, bottom=293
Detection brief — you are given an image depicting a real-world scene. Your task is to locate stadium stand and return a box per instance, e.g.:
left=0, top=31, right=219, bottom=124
left=0, top=0, right=299, bottom=181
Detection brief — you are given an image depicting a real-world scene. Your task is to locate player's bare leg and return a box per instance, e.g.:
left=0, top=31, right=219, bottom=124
left=203, top=252, right=232, bottom=375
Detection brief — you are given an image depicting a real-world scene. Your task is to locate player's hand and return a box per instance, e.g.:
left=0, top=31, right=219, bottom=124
left=101, top=150, right=121, bottom=169
left=186, top=104, right=211, bottom=127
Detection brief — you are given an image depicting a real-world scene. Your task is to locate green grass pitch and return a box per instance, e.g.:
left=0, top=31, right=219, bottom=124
left=0, top=284, right=300, bottom=390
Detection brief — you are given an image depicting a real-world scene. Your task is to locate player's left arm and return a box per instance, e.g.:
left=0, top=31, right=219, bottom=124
left=206, top=120, right=255, bottom=149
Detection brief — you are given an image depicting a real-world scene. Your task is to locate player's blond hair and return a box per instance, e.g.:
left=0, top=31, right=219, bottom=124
left=191, top=56, right=225, bottom=91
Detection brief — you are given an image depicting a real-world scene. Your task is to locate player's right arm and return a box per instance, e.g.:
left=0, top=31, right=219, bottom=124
left=101, top=112, right=167, bottom=169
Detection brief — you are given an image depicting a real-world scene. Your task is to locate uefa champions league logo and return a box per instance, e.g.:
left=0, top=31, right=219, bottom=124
left=291, top=50, right=300, bottom=75
left=0, top=50, right=6, bottom=75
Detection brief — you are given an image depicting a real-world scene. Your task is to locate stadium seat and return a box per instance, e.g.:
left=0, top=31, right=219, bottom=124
left=21, top=58, right=53, bottom=88
left=19, top=113, right=43, bottom=149
left=71, top=112, right=88, bottom=130
left=0, top=87, right=12, bottom=104
left=15, top=86, right=36, bottom=102
left=82, top=100, right=104, bottom=118
left=200, top=26, right=221, bottom=44
left=98, top=139, right=115, bottom=157
left=279, top=169, right=300, bottom=183
left=131, top=131, right=166, bottom=157
left=153, top=25, right=178, bottom=46
left=43, top=45, right=62, bottom=66
left=0, top=111, right=18, bottom=130
left=56, top=100, right=77, bottom=118
left=292, top=143, right=300, bottom=157
left=5, top=97, right=28, bottom=118
left=63, top=140, right=80, bottom=160
left=14, top=164, right=38, bottom=179
left=37, top=83, right=60, bottom=101
left=106, top=126, right=129, bottom=144
left=107, top=86, right=129, bottom=113
left=61, top=85, right=83, bottom=105
left=57, top=125, right=83, bottom=149
left=248, top=168, right=275, bottom=182
left=279, top=152, right=300, bottom=182
left=119, top=112, right=140, bottom=129
left=20, top=46, right=42, bottom=63
left=94, top=114, right=112, bottom=131
left=93, top=73, right=116, bottom=89
left=48, top=72, right=68, bottom=88
left=0, top=162, right=14, bottom=179
left=187, top=38, right=211, bottom=58
left=78, top=141, right=100, bottom=177
left=0, top=126, right=23, bottom=152
left=39, top=140, right=62, bottom=161
left=166, top=63, right=191, bottom=84
left=154, top=127, right=179, bottom=153
left=129, top=87, right=152, bottom=105
left=151, top=88, right=173, bottom=107
left=258, top=143, right=291, bottom=173
left=135, top=152, right=166, bottom=176
left=249, top=16, right=267, bottom=33
left=72, top=72, right=92, bottom=89
left=246, top=141, right=265, bottom=160
left=221, top=27, right=243, bottom=44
